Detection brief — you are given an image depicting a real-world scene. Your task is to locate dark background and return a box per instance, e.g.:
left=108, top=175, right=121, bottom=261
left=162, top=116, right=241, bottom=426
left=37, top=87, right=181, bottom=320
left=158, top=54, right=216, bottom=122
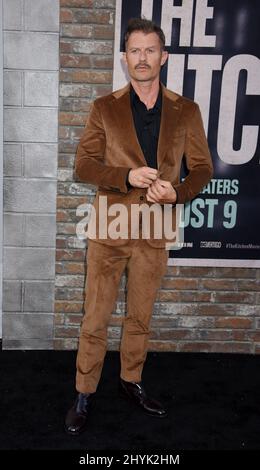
left=119, top=0, right=260, bottom=262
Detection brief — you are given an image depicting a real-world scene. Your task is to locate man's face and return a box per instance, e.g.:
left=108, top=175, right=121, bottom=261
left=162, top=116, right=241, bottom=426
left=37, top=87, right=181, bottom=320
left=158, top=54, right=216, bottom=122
left=123, top=31, right=168, bottom=83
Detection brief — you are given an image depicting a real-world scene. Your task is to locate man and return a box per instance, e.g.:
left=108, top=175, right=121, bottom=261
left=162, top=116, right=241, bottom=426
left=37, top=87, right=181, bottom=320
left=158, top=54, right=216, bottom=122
left=65, top=18, right=213, bottom=435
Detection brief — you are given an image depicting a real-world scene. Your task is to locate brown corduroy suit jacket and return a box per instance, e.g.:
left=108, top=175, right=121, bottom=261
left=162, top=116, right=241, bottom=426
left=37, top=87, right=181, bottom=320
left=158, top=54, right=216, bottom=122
left=75, top=83, right=213, bottom=248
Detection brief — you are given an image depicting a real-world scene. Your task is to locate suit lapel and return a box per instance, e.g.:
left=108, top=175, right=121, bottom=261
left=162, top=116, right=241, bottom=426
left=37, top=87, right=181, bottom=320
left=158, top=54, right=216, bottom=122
left=157, top=87, right=183, bottom=168
left=112, top=85, right=147, bottom=167
left=111, top=83, right=183, bottom=169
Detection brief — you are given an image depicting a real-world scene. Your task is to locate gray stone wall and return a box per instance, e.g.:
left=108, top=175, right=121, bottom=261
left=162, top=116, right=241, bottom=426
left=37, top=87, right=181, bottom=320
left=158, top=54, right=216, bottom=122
left=2, top=0, right=59, bottom=349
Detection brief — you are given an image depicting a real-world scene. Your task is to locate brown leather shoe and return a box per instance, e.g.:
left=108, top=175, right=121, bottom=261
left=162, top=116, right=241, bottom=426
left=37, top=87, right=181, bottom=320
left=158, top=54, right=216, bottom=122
left=120, top=378, right=167, bottom=418
left=65, top=392, right=95, bottom=435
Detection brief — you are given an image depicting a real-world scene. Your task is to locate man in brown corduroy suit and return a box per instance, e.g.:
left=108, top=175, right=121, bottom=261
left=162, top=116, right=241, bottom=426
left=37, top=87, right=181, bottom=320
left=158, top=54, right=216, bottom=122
left=65, top=18, right=213, bottom=435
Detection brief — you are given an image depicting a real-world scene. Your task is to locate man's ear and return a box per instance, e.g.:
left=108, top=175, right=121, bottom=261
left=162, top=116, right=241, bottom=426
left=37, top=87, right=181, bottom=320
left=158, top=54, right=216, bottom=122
left=161, top=50, right=168, bottom=66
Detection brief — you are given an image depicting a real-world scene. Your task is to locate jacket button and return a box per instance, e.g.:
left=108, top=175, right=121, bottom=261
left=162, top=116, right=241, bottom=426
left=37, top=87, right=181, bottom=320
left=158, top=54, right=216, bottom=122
left=140, top=195, right=144, bottom=201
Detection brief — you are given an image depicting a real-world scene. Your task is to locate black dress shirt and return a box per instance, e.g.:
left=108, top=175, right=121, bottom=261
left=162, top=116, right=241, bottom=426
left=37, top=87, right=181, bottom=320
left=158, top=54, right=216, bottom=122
left=126, top=86, right=177, bottom=203
left=130, top=85, right=162, bottom=169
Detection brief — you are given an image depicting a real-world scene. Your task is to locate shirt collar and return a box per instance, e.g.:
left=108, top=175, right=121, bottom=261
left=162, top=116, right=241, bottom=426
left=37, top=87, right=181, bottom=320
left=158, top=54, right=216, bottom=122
left=130, top=84, right=162, bottom=111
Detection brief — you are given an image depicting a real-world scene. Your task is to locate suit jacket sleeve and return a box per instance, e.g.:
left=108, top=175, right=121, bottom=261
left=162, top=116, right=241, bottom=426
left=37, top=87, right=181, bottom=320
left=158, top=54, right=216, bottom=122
left=75, top=100, right=131, bottom=193
left=173, top=103, right=213, bottom=204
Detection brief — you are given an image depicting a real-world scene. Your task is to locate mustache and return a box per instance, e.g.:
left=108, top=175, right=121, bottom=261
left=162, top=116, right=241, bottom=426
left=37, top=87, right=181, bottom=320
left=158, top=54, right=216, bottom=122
left=135, top=63, right=151, bottom=69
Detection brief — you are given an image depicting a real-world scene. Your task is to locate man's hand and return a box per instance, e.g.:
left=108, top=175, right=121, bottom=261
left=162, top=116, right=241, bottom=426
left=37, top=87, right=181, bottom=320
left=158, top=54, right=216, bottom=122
left=146, top=178, right=177, bottom=204
left=128, top=167, right=158, bottom=188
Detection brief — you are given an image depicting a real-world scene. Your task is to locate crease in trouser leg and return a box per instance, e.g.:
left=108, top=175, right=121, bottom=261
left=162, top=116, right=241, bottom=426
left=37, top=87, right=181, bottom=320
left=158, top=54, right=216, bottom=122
left=121, top=316, right=150, bottom=382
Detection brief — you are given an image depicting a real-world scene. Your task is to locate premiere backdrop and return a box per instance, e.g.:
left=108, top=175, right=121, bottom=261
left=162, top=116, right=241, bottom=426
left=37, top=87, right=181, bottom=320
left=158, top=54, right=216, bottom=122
left=113, top=0, right=260, bottom=267
left=3, top=0, right=260, bottom=351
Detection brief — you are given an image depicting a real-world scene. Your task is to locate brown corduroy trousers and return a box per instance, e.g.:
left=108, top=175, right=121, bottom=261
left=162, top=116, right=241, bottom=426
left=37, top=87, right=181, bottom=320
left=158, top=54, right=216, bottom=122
left=76, top=239, right=169, bottom=393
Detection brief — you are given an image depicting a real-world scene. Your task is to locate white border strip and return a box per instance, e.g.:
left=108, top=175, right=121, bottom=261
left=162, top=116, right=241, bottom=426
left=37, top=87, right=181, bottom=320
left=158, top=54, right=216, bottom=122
left=168, top=258, right=260, bottom=267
